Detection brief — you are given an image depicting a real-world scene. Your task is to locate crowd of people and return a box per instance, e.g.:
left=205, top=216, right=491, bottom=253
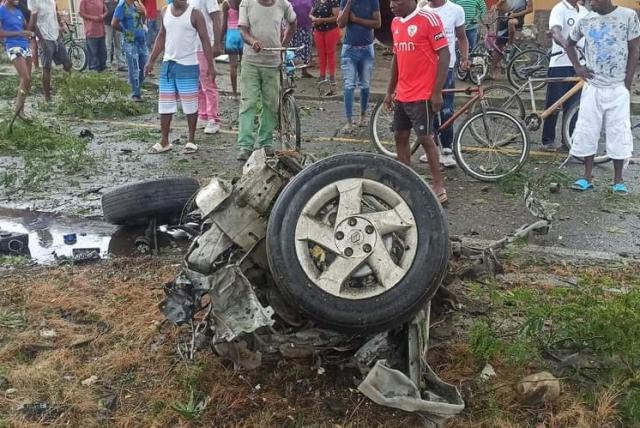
left=0, top=0, right=638, bottom=196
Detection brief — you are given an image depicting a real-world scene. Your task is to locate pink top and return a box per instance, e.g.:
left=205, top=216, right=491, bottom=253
left=227, top=6, right=238, bottom=29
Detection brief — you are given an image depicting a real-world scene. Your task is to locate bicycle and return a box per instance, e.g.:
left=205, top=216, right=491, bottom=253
left=62, top=21, right=88, bottom=72
left=369, top=83, right=529, bottom=182
left=462, top=16, right=542, bottom=84
left=506, top=47, right=585, bottom=91
left=262, top=47, right=303, bottom=150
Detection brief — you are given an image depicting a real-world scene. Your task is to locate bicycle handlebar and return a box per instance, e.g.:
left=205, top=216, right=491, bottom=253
left=261, top=46, right=303, bottom=52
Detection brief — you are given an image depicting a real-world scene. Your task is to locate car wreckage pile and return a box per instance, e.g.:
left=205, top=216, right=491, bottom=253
left=144, top=150, right=555, bottom=425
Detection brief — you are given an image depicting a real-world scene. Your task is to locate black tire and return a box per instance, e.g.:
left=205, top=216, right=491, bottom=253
left=507, top=49, right=549, bottom=91
left=370, top=100, right=421, bottom=158
left=101, top=177, right=200, bottom=225
left=266, top=153, right=449, bottom=334
left=281, top=93, right=301, bottom=150
left=67, top=43, right=87, bottom=72
left=561, top=103, right=611, bottom=164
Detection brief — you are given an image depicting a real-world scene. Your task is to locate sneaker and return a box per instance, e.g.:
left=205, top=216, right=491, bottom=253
left=440, top=148, right=457, bottom=168
left=237, top=149, right=252, bottom=161
left=341, top=122, right=355, bottom=134
left=263, top=146, right=275, bottom=157
left=204, top=120, right=220, bottom=134
left=131, top=95, right=143, bottom=103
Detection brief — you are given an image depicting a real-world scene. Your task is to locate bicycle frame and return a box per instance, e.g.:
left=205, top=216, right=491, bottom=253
left=513, top=76, right=583, bottom=121
left=434, top=85, right=485, bottom=136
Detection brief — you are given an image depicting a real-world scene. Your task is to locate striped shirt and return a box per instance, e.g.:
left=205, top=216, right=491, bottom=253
left=452, top=0, right=487, bottom=29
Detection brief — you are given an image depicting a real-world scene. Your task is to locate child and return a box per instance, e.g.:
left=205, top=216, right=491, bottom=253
left=221, top=0, right=242, bottom=97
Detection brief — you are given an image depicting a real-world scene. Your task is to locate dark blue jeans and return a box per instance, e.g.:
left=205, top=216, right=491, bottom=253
left=86, top=37, right=107, bottom=71
left=466, top=27, right=478, bottom=52
left=147, top=19, right=159, bottom=50
left=542, top=66, right=580, bottom=147
left=340, top=43, right=374, bottom=122
left=433, top=68, right=455, bottom=149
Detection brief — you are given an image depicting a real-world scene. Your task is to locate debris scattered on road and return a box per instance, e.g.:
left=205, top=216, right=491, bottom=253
left=516, top=371, right=561, bottom=405
left=81, top=375, right=99, bottom=386
left=39, top=329, right=58, bottom=338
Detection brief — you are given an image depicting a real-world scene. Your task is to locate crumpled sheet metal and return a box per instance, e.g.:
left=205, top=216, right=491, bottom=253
left=358, top=360, right=465, bottom=428
left=160, top=265, right=275, bottom=342
left=195, top=177, right=232, bottom=218
left=205, top=265, right=275, bottom=342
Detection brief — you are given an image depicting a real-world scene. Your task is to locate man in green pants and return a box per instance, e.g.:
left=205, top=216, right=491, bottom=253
left=237, top=0, right=297, bottom=161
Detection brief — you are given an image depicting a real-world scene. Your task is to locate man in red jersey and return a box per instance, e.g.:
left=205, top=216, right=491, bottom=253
left=384, top=0, right=450, bottom=203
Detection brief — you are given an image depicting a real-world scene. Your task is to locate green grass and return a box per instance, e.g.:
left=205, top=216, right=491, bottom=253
left=120, top=128, right=157, bottom=143
left=0, top=308, right=25, bottom=329
left=0, top=114, right=96, bottom=189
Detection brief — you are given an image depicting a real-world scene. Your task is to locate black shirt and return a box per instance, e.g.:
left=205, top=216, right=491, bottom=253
left=311, top=0, right=339, bottom=32
left=18, top=0, right=30, bottom=23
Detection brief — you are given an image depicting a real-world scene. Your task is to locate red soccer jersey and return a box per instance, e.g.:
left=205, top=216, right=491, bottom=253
left=391, top=9, right=449, bottom=102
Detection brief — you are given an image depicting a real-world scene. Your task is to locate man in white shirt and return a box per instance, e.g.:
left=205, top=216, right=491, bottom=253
left=28, top=0, right=71, bottom=101
left=420, top=0, right=468, bottom=168
left=541, top=0, right=587, bottom=150
left=190, top=0, right=223, bottom=134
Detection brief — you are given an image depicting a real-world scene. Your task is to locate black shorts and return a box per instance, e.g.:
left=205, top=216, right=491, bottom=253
left=40, top=39, right=70, bottom=69
left=393, top=100, right=432, bottom=136
left=496, top=15, right=524, bottom=43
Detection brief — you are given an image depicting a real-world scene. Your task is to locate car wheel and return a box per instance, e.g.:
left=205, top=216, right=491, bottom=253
left=266, top=153, right=449, bottom=334
left=102, top=177, right=200, bottom=225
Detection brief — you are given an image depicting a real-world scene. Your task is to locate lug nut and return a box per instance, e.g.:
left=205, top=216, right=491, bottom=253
left=363, top=244, right=372, bottom=253
left=348, top=218, right=357, bottom=226
left=344, top=247, right=353, bottom=257
left=365, top=225, right=374, bottom=234
left=335, top=231, right=344, bottom=240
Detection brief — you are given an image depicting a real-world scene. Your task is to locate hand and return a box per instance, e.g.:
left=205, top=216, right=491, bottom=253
left=575, top=65, right=594, bottom=81
left=430, top=90, right=443, bottom=113
left=22, top=30, right=35, bottom=39
left=460, top=58, right=471, bottom=71
left=349, top=11, right=358, bottom=22
left=311, top=16, right=319, bottom=23
left=383, top=92, right=394, bottom=112
left=251, top=39, right=263, bottom=53
left=144, top=62, right=154, bottom=76
left=134, top=2, right=144, bottom=13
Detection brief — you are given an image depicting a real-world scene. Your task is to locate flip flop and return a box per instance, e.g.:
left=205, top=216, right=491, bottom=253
left=570, top=178, right=593, bottom=191
left=437, top=190, right=448, bottom=205
left=611, top=183, right=629, bottom=194
left=148, top=142, right=173, bottom=154
left=183, top=142, right=199, bottom=154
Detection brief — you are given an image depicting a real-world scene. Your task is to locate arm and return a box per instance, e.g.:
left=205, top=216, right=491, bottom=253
left=549, top=25, right=565, bottom=48
left=350, top=10, right=380, bottom=29
left=134, top=0, right=147, bottom=19
left=0, top=21, right=34, bottom=39
left=193, top=9, right=216, bottom=81
left=336, top=0, right=350, bottom=28
left=383, top=54, right=398, bottom=111
left=430, top=47, right=450, bottom=112
left=111, top=3, right=123, bottom=31
left=145, top=8, right=166, bottom=74
left=311, top=7, right=339, bottom=25
left=625, top=37, right=640, bottom=91
left=78, top=0, right=102, bottom=22
left=238, top=1, right=263, bottom=51
left=455, top=25, right=469, bottom=69
left=282, top=18, right=296, bottom=46
left=511, top=0, right=532, bottom=18
left=211, top=10, right=223, bottom=55
left=566, top=37, right=592, bottom=79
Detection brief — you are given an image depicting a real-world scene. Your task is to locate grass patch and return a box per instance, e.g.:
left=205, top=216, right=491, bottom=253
left=55, top=73, right=153, bottom=119
left=0, top=308, right=25, bottom=329
left=120, top=128, right=157, bottom=143
left=0, top=255, right=30, bottom=267
left=0, top=114, right=96, bottom=189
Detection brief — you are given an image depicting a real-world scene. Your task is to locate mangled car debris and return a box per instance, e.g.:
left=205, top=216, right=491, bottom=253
left=101, top=150, right=555, bottom=424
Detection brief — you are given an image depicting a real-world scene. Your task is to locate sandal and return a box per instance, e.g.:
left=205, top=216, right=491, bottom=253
left=437, top=190, right=448, bottom=205
left=611, top=183, right=629, bottom=194
left=148, top=142, right=173, bottom=154
left=570, top=178, right=593, bottom=191
left=183, top=142, right=199, bottom=154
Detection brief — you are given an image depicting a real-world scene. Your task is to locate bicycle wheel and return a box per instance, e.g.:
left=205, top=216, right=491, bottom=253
left=281, top=93, right=301, bottom=150
left=67, top=42, right=87, bottom=72
left=454, top=109, right=529, bottom=182
left=562, top=103, right=610, bottom=164
left=369, top=100, right=420, bottom=158
left=507, top=49, right=549, bottom=91
left=472, top=84, right=525, bottom=119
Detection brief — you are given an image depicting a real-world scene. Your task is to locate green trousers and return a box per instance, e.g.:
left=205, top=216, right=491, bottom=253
left=237, top=63, right=279, bottom=150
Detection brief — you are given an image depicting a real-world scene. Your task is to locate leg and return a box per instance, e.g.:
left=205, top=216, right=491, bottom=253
left=97, top=37, right=107, bottom=71
left=105, top=25, right=113, bottom=66
left=357, top=47, right=374, bottom=125
left=32, top=39, right=39, bottom=69
left=569, top=85, right=602, bottom=183
left=603, top=85, right=633, bottom=185
left=237, top=63, right=261, bottom=150
left=174, top=64, right=200, bottom=147
left=313, top=30, right=327, bottom=79
left=466, top=27, right=477, bottom=53
left=158, top=62, right=178, bottom=148
left=114, top=30, right=126, bottom=69
left=507, top=18, right=518, bottom=46
left=187, top=113, right=198, bottom=143
left=160, top=113, right=173, bottom=147
left=197, top=50, right=220, bottom=126
left=395, top=130, right=412, bottom=165
left=42, top=67, right=51, bottom=101
left=122, top=41, right=140, bottom=96
left=12, top=55, right=31, bottom=114
left=197, top=50, right=209, bottom=121
left=229, top=54, right=239, bottom=96
left=340, top=45, right=357, bottom=125
left=86, top=38, right=97, bottom=70
left=420, top=134, right=446, bottom=196
left=137, top=39, right=149, bottom=88
left=256, top=66, right=280, bottom=148
left=542, top=66, right=575, bottom=147
left=326, top=28, right=340, bottom=81
left=438, top=69, right=455, bottom=150
left=40, top=40, right=53, bottom=101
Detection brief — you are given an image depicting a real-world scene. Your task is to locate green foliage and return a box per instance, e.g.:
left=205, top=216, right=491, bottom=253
left=0, top=255, right=29, bottom=267
left=55, top=73, right=153, bottom=118
left=171, top=387, right=209, bottom=421
left=0, top=114, right=96, bottom=189
left=0, top=308, right=25, bottom=329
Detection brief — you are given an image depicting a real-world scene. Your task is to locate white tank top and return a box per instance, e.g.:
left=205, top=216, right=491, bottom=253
left=162, top=5, right=198, bottom=66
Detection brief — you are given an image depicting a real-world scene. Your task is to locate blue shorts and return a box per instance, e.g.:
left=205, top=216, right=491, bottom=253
left=225, top=29, right=243, bottom=54
left=159, top=61, right=199, bottom=115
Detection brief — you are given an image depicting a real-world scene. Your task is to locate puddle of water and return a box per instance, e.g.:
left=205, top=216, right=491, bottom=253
left=0, top=207, right=116, bottom=264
